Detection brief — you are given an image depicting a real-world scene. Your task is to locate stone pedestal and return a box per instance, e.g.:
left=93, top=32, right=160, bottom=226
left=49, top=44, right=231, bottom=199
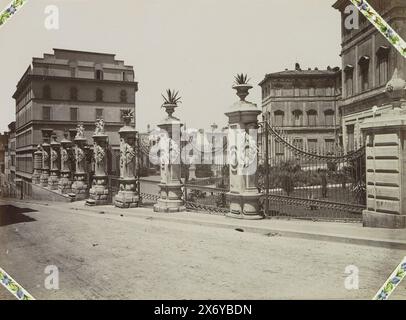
left=71, top=124, right=88, bottom=200
left=153, top=101, right=185, bottom=213
left=87, top=127, right=109, bottom=206
left=32, top=145, right=43, bottom=185
left=58, top=132, right=73, bottom=194
left=360, top=69, right=406, bottom=229
left=224, top=81, right=263, bottom=220
left=48, top=136, right=60, bottom=190
left=40, top=143, right=51, bottom=187
left=114, top=116, right=139, bottom=208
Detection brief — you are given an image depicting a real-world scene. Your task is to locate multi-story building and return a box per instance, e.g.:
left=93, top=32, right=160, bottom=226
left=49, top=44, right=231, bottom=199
left=4, top=121, right=16, bottom=184
left=259, top=63, right=342, bottom=158
left=0, top=132, right=8, bottom=174
left=12, top=49, right=138, bottom=181
left=333, top=0, right=406, bottom=153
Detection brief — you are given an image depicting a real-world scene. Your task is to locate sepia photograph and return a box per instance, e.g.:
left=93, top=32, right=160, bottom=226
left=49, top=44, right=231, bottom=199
left=0, top=0, right=405, bottom=310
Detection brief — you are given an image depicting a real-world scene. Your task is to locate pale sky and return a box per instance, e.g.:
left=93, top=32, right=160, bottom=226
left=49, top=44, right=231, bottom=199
left=0, top=0, right=341, bottom=133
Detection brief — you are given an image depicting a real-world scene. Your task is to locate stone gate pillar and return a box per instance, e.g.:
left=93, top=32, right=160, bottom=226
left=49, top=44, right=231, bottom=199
left=40, top=129, right=52, bottom=187
left=87, top=119, right=109, bottom=206
left=58, top=131, right=73, bottom=194
left=361, top=69, right=406, bottom=229
left=32, top=145, right=43, bottom=185
left=48, top=135, right=60, bottom=190
left=114, top=114, right=139, bottom=208
left=71, top=123, right=88, bottom=200
left=224, top=77, right=263, bottom=220
left=154, top=99, right=185, bottom=213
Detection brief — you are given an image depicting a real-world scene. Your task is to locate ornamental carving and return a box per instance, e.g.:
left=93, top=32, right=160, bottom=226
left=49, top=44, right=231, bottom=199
left=75, top=147, right=85, bottom=163
left=42, top=149, right=49, bottom=162
left=94, top=119, right=105, bottom=136
left=61, top=149, right=69, bottom=162
left=120, top=139, right=136, bottom=166
left=51, top=149, right=58, bottom=162
left=94, top=143, right=105, bottom=165
left=75, top=123, right=85, bottom=139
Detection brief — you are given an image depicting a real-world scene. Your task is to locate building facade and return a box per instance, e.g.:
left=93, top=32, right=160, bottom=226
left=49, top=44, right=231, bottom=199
left=259, top=63, right=342, bottom=158
left=12, top=49, right=138, bottom=181
left=0, top=132, right=8, bottom=174
left=4, top=121, right=16, bottom=183
left=333, top=0, right=406, bottom=153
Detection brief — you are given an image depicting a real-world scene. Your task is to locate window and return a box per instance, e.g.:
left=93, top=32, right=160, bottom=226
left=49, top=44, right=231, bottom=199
left=324, top=110, right=335, bottom=126
left=344, top=65, right=354, bottom=97
left=358, top=56, right=370, bottom=92
left=70, top=108, right=78, bottom=121
left=275, top=141, right=284, bottom=156
left=96, top=89, right=103, bottom=102
left=377, top=46, right=390, bottom=86
left=122, top=72, right=127, bottom=81
left=70, top=87, right=78, bottom=101
left=347, top=125, right=355, bottom=152
left=325, top=139, right=335, bottom=154
left=95, top=108, right=104, bottom=120
left=43, top=85, right=51, bottom=99
left=42, top=106, right=51, bottom=120
left=307, top=110, right=318, bottom=127
left=274, top=110, right=284, bottom=127
left=95, top=70, right=104, bottom=80
left=308, top=139, right=318, bottom=152
left=292, top=110, right=303, bottom=127
left=120, top=90, right=128, bottom=103
left=293, top=139, right=303, bottom=150
left=70, top=67, right=77, bottom=78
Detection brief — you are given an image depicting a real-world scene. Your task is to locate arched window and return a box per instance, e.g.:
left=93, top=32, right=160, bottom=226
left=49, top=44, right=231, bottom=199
left=292, top=110, right=303, bottom=127
left=344, top=65, right=354, bottom=97
left=95, top=69, right=104, bottom=80
left=96, top=88, right=103, bottom=102
left=70, top=87, right=78, bottom=101
left=43, top=85, right=51, bottom=99
left=273, top=110, right=284, bottom=127
left=120, top=89, right=128, bottom=103
left=358, top=55, right=370, bottom=92
left=324, top=109, right=335, bottom=126
left=307, top=110, right=318, bottom=127
left=376, top=46, right=390, bottom=86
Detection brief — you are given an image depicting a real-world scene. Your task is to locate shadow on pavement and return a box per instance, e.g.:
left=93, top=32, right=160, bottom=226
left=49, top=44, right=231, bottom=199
left=0, top=205, right=37, bottom=227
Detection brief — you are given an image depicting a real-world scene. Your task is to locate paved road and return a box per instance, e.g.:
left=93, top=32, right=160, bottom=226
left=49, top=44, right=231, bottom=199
left=0, top=200, right=405, bottom=300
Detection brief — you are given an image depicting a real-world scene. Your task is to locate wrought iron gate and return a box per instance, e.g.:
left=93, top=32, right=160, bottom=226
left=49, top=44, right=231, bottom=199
left=258, top=122, right=366, bottom=222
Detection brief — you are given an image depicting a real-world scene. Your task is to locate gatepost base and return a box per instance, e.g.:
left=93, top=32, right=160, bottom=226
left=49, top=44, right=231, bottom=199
left=72, top=174, right=88, bottom=201
left=154, top=199, right=186, bottom=213
left=114, top=191, right=139, bottom=209
left=362, top=210, right=406, bottom=229
left=226, top=192, right=264, bottom=220
left=87, top=176, right=109, bottom=206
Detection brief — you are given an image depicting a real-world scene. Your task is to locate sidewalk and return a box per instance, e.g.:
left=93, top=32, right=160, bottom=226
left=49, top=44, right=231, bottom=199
left=65, top=201, right=406, bottom=250
left=3, top=198, right=406, bottom=250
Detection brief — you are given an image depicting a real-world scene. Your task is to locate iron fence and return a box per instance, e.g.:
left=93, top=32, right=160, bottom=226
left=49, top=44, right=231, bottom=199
left=258, top=121, right=366, bottom=222
left=184, top=184, right=230, bottom=215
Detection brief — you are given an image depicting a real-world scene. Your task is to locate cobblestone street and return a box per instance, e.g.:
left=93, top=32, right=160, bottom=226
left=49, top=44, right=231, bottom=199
left=0, top=199, right=405, bottom=300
